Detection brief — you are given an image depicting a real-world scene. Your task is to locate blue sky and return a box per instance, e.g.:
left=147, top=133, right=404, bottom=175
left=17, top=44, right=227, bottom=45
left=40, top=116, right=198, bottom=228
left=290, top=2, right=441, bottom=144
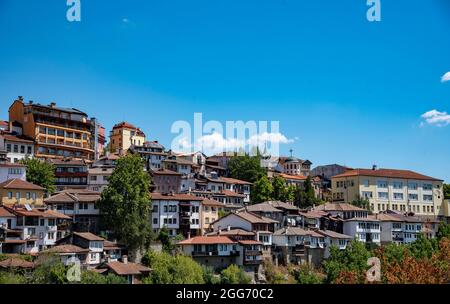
left=0, top=0, right=449, bottom=181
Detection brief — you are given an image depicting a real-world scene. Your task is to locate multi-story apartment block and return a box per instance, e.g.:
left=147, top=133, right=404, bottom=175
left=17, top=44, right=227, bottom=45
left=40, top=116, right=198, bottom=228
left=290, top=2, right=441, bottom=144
left=0, top=132, right=34, bottom=163
left=151, top=193, right=204, bottom=238
left=331, top=167, right=445, bottom=217
left=50, top=158, right=88, bottom=191
left=45, top=189, right=101, bottom=234
left=2, top=206, right=71, bottom=253
left=109, top=121, right=146, bottom=153
left=0, top=162, right=26, bottom=183
left=377, top=213, right=425, bottom=244
left=0, top=178, right=45, bottom=207
left=342, top=216, right=381, bottom=245
left=8, top=97, right=97, bottom=160
left=88, top=166, right=113, bottom=192
left=151, top=169, right=182, bottom=193
left=129, top=141, right=166, bottom=170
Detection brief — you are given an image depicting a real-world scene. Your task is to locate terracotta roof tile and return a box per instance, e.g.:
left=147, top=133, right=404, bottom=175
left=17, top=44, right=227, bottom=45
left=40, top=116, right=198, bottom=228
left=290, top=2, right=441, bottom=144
left=151, top=193, right=202, bottom=201
left=178, top=236, right=236, bottom=245
left=332, top=168, right=442, bottom=181
left=106, top=261, right=151, bottom=276
left=0, top=178, right=44, bottom=190
left=73, top=232, right=104, bottom=241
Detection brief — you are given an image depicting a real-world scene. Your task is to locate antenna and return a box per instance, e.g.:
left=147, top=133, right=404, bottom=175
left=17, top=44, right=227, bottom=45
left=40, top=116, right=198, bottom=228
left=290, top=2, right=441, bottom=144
left=289, top=149, right=293, bottom=157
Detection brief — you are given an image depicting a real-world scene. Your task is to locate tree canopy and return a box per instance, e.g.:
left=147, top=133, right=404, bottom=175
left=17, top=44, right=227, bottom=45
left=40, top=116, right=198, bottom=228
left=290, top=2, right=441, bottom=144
left=220, top=264, right=252, bottom=284
left=141, top=251, right=205, bottom=284
left=99, top=154, right=152, bottom=252
left=228, top=155, right=266, bottom=183
left=251, top=175, right=274, bottom=204
left=21, top=158, right=56, bottom=194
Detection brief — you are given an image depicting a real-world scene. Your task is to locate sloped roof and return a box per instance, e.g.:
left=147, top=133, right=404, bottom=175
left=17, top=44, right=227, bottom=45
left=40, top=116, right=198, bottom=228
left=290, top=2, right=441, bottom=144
left=178, top=236, right=236, bottom=245
left=0, top=257, right=34, bottom=269
left=45, top=244, right=89, bottom=254
left=316, top=230, right=353, bottom=239
left=0, top=178, right=44, bottom=190
left=315, top=203, right=367, bottom=212
left=106, top=261, right=151, bottom=276
left=151, top=193, right=202, bottom=201
left=0, top=206, right=14, bottom=217
left=206, top=228, right=255, bottom=237
left=244, top=203, right=283, bottom=213
left=332, top=168, right=442, bottom=181
left=74, top=232, right=104, bottom=241
left=234, top=211, right=278, bottom=224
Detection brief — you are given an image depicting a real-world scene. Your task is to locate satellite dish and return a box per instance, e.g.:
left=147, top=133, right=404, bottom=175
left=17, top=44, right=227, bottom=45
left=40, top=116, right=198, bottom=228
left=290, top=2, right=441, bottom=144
left=25, top=204, right=32, bottom=211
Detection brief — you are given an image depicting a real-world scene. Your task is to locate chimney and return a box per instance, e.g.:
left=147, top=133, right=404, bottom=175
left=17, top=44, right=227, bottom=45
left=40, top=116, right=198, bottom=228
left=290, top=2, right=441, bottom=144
left=49, top=102, right=56, bottom=108
left=122, top=255, right=128, bottom=264
left=187, top=232, right=191, bottom=239
left=227, top=225, right=231, bottom=231
left=107, top=256, right=111, bottom=263
left=218, top=229, right=222, bottom=235
left=372, top=165, right=377, bottom=171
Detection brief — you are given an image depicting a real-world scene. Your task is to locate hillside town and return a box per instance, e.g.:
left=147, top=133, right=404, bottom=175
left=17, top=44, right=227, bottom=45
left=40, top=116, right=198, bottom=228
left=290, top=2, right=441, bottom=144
left=1, top=96, right=450, bottom=284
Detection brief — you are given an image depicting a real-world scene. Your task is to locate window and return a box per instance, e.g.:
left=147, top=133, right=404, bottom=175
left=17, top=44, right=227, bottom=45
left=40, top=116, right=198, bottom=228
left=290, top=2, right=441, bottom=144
left=39, top=219, right=45, bottom=226
left=26, top=192, right=31, bottom=200
left=393, top=193, right=404, bottom=200
left=16, top=192, right=21, bottom=199
left=392, top=181, right=403, bottom=189
left=27, top=146, right=32, bottom=154
left=47, top=232, right=55, bottom=240
left=423, top=194, right=433, bottom=202
left=378, top=192, right=388, bottom=200
left=363, top=179, right=370, bottom=187
left=408, top=182, right=418, bottom=190
left=20, top=145, right=25, bottom=154
left=408, top=193, right=418, bottom=201
left=377, top=180, right=388, bottom=188
left=90, top=176, right=97, bottom=181
left=152, top=205, right=158, bottom=212
left=48, top=219, right=55, bottom=226
left=7, top=192, right=12, bottom=199
left=6, top=144, right=11, bottom=152
left=362, top=191, right=373, bottom=199
left=32, top=193, right=36, bottom=200
left=423, top=184, right=432, bottom=191
left=153, top=218, right=158, bottom=225
left=13, top=145, right=18, bottom=153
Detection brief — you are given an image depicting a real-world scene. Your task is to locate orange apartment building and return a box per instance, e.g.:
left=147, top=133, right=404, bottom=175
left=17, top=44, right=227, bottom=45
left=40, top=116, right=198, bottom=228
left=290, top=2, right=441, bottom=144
left=109, top=121, right=146, bottom=153
left=8, top=97, right=103, bottom=161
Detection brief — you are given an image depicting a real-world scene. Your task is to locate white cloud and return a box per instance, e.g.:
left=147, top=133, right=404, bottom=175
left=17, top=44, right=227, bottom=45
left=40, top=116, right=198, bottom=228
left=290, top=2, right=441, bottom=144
left=247, top=132, right=295, bottom=146
left=441, top=72, right=450, bottom=83
left=197, top=132, right=244, bottom=152
left=421, top=109, right=450, bottom=127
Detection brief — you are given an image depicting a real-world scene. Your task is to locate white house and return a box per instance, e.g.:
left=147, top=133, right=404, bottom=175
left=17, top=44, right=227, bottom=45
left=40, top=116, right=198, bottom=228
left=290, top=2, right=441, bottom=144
left=0, top=162, right=26, bottom=183
left=0, top=133, right=34, bottom=163
left=343, top=216, right=381, bottom=245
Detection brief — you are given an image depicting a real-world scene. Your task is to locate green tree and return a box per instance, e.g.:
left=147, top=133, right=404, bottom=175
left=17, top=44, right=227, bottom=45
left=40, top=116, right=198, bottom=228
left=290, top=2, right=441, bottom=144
left=294, top=176, right=317, bottom=208
left=291, top=264, right=324, bottom=284
left=218, top=209, right=229, bottom=219
left=0, top=271, right=27, bottom=284
left=21, top=158, right=56, bottom=194
left=80, top=270, right=127, bottom=284
left=351, top=195, right=371, bottom=211
left=436, top=222, right=450, bottom=240
left=142, top=251, right=205, bottom=284
left=443, top=184, right=450, bottom=199
left=323, top=241, right=371, bottom=283
left=99, top=154, right=152, bottom=257
left=285, top=185, right=296, bottom=202
left=220, top=264, right=252, bottom=284
left=202, top=266, right=221, bottom=284
left=29, top=254, right=68, bottom=284
left=271, top=176, right=287, bottom=201
left=408, top=233, right=437, bottom=259
left=228, top=155, right=266, bottom=183
left=252, top=176, right=273, bottom=204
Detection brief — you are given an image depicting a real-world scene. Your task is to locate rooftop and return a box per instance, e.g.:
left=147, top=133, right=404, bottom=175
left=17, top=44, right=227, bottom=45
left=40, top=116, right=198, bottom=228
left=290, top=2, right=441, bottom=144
left=332, top=168, right=442, bottom=181
left=105, top=261, right=151, bottom=276
left=178, top=236, right=236, bottom=245
left=315, top=203, right=368, bottom=212
left=0, top=178, right=44, bottom=191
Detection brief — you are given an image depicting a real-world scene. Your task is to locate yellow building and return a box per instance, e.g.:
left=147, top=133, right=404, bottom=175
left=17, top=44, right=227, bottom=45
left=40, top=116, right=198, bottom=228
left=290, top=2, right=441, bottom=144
left=201, top=198, right=225, bottom=235
left=109, top=122, right=146, bottom=153
left=8, top=97, right=95, bottom=160
left=331, top=168, right=445, bottom=217
left=0, top=178, right=45, bottom=207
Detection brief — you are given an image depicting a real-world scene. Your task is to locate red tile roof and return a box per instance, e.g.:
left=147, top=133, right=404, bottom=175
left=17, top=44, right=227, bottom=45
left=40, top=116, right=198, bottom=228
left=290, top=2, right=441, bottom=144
left=112, top=122, right=146, bottom=136
left=332, top=168, right=442, bottom=181
left=278, top=173, right=308, bottom=181
left=201, top=198, right=225, bottom=207
left=217, top=190, right=246, bottom=198
left=315, top=203, right=367, bottom=212
left=0, top=133, right=34, bottom=143
left=0, top=206, right=14, bottom=217
left=0, top=178, right=44, bottom=190
left=106, top=261, right=151, bottom=276
left=74, top=232, right=104, bottom=241
left=45, top=244, right=89, bottom=254
left=0, top=257, right=34, bottom=269
left=151, top=169, right=182, bottom=176
left=178, top=236, right=236, bottom=245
